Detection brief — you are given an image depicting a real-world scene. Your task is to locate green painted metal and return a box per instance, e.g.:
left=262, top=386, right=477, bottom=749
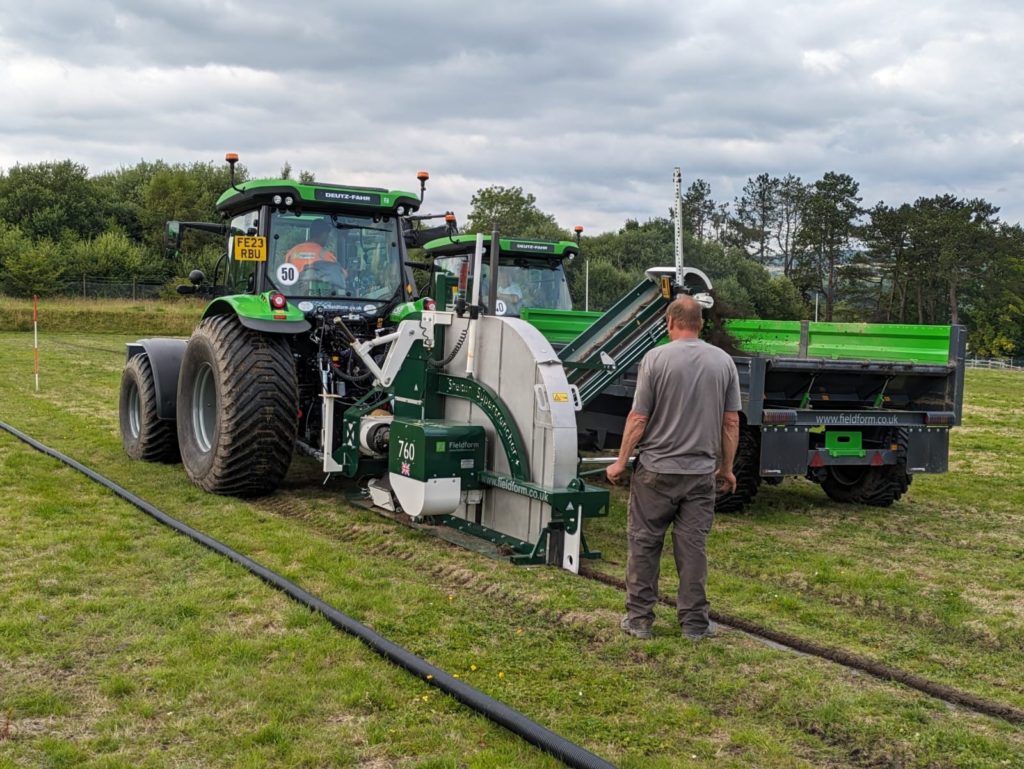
left=422, top=233, right=579, bottom=260
left=389, top=419, right=485, bottom=487
left=520, top=308, right=604, bottom=344
left=216, top=178, right=420, bottom=217
left=202, top=292, right=306, bottom=324
left=436, top=374, right=530, bottom=481
left=522, top=309, right=953, bottom=367
left=824, top=431, right=865, bottom=458
left=389, top=297, right=434, bottom=323
left=725, top=319, right=953, bottom=363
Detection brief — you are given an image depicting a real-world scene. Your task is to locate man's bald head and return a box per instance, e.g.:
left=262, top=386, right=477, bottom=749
left=666, top=295, right=704, bottom=334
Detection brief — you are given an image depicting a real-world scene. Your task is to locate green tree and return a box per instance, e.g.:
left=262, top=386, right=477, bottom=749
left=794, top=172, right=862, bottom=321
left=774, top=174, right=807, bottom=277
left=465, top=186, right=565, bottom=240
left=91, top=160, right=170, bottom=243
left=0, top=160, right=106, bottom=242
left=679, top=179, right=716, bottom=243
left=66, top=229, right=148, bottom=280
left=2, top=238, right=65, bottom=296
left=733, top=173, right=780, bottom=265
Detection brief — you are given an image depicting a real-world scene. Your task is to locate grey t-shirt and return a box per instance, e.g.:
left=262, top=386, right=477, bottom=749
left=631, top=338, right=742, bottom=475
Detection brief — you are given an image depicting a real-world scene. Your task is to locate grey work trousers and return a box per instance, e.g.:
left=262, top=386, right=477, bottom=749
left=625, top=466, right=716, bottom=633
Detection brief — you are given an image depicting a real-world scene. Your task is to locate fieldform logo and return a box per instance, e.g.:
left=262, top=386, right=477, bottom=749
left=446, top=440, right=478, bottom=451
left=818, top=414, right=899, bottom=426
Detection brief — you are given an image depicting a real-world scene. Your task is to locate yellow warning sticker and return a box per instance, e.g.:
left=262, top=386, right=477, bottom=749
left=552, top=392, right=569, bottom=402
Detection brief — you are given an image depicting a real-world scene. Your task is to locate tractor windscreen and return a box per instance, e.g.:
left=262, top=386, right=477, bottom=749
left=433, top=257, right=573, bottom=316
left=268, top=211, right=402, bottom=300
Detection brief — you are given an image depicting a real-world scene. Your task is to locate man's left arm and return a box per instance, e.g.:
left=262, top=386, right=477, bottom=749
left=716, top=411, right=740, bottom=494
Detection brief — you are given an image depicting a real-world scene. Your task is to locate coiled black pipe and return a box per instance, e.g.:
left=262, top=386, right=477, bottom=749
left=0, top=420, right=617, bottom=769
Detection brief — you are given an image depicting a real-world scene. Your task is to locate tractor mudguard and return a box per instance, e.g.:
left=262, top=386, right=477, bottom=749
left=203, top=296, right=311, bottom=335
left=125, top=338, right=187, bottom=421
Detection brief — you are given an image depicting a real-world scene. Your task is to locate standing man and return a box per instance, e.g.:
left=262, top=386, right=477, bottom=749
left=606, top=295, right=740, bottom=641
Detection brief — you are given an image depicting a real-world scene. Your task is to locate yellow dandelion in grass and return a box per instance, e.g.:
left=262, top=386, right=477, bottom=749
left=470, top=664, right=477, bottom=672
left=498, top=671, right=505, bottom=679
left=453, top=673, right=460, bottom=679
left=421, top=695, right=429, bottom=702
left=425, top=674, right=433, bottom=681
left=448, top=594, right=454, bottom=602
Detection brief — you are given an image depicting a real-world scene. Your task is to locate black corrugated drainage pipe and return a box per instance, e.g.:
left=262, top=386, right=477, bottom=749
left=0, top=421, right=617, bottom=769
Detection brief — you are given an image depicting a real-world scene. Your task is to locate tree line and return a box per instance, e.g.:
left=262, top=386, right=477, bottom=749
left=464, top=178, right=1024, bottom=358
left=0, top=159, right=1021, bottom=357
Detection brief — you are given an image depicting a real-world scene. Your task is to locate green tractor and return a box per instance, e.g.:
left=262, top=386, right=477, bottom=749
left=119, top=155, right=449, bottom=496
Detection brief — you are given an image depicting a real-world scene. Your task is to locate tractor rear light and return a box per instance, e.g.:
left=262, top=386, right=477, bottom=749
left=925, top=411, right=955, bottom=426
left=762, top=409, right=797, bottom=425
left=270, top=292, right=288, bottom=310
left=423, top=298, right=436, bottom=311
left=272, top=194, right=283, bottom=205
left=284, top=195, right=294, bottom=206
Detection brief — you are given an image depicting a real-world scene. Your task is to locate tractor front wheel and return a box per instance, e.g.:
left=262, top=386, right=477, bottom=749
left=176, top=314, right=298, bottom=496
left=119, top=354, right=180, bottom=463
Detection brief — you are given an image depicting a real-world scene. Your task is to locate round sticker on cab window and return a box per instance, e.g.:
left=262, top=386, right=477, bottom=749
left=495, top=299, right=507, bottom=316
left=277, top=263, right=299, bottom=286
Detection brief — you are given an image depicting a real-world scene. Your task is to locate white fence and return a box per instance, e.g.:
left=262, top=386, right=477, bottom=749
left=965, top=357, right=1023, bottom=371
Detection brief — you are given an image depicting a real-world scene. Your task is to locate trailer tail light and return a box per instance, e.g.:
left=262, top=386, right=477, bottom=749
left=762, top=409, right=797, bottom=426
left=270, top=292, right=288, bottom=311
left=423, top=298, right=437, bottom=311
left=925, top=411, right=955, bottom=426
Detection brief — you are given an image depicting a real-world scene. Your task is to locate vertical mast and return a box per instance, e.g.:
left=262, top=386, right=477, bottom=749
left=673, top=167, right=684, bottom=288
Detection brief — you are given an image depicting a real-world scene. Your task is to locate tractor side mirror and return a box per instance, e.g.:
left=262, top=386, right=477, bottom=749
left=176, top=269, right=206, bottom=295
left=165, top=221, right=183, bottom=258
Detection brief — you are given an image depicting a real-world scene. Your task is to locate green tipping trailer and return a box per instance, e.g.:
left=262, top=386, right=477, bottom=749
left=421, top=235, right=966, bottom=513
left=524, top=307, right=966, bottom=511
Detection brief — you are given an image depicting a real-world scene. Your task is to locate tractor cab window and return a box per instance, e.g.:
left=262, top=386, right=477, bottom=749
left=432, top=257, right=573, bottom=316
left=268, top=211, right=402, bottom=300
left=226, top=211, right=260, bottom=293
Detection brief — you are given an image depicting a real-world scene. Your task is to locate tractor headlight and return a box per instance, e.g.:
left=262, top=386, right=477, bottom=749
left=272, top=194, right=283, bottom=205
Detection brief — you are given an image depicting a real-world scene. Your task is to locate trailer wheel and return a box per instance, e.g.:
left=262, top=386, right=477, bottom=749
left=119, top=354, right=180, bottom=463
left=820, top=430, right=911, bottom=507
left=715, top=428, right=761, bottom=513
left=176, top=314, right=297, bottom=496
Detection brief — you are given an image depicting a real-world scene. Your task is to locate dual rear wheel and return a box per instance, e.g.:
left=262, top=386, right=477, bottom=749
left=118, top=314, right=299, bottom=497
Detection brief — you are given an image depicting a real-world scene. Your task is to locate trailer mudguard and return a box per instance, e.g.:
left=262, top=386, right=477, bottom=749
left=125, top=338, right=187, bottom=421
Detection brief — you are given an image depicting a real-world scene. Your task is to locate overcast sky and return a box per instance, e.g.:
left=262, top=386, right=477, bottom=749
left=1, top=0, right=1021, bottom=234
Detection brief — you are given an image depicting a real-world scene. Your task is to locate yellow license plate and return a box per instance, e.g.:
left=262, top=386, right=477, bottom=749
left=233, top=236, right=267, bottom=262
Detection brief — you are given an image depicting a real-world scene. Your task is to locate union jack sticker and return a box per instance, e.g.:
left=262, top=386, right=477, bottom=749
left=401, top=462, right=411, bottom=476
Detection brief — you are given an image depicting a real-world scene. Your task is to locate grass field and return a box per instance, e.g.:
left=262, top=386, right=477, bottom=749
left=1, top=311, right=1022, bottom=768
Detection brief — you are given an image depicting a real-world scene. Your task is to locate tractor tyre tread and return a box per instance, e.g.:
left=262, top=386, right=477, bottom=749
left=715, top=428, right=761, bottom=513
left=119, top=354, right=180, bottom=463
left=177, top=314, right=297, bottom=496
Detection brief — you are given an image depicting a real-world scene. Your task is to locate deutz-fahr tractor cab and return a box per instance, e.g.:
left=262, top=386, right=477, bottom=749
left=421, top=234, right=577, bottom=316
left=122, top=159, right=447, bottom=497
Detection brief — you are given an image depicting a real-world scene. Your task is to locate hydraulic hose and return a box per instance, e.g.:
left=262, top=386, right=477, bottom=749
left=0, top=420, right=617, bottom=769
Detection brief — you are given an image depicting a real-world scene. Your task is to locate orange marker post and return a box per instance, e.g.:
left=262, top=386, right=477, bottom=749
left=32, top=294, right=40, bottom=392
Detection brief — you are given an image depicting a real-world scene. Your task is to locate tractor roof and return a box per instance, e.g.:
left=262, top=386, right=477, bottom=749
left=216, top=178, right=421, bottom=217
left=422, top=233, right=579, bottom=260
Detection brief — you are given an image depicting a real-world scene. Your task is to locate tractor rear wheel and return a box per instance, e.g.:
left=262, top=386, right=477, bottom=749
left=119, top=354, right=180, bottom=463
left=715, top=427, right=761, bottom=513
left=176, top=314, right=298, bottom=496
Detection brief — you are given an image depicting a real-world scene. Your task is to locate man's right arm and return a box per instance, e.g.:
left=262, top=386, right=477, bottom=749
left=606, top=410, right=647, bottom=485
